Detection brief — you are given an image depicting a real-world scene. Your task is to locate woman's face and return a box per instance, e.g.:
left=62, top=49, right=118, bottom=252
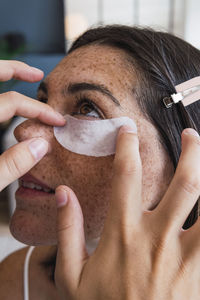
left=11, top=45, right=174, bottom=245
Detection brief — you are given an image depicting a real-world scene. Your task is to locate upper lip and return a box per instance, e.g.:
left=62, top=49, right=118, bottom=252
left=20, top=173, right=54, bottom=191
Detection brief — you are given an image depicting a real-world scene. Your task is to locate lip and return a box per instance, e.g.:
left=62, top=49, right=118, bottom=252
left=16, top=173, right=55, bottom=199
left=16, top=186, right=55, bottom=198
left=19, top=173, right=53, bottom=190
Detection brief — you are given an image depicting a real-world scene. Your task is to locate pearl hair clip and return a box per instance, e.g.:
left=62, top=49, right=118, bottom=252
left=163, top=76, right=200, bottom=108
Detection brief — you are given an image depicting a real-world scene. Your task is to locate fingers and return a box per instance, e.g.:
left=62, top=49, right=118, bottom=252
left=0, top=60, right=44, bottom=82
left=0, top=138, right=48, bottom=191
left=180, top=216, right=200, bottom=263
left=103, top=125, right=142, bottom=241
left=154, top=128, right=200, bottom=235
left=55, top=186, right=88, bottom=292
left=0, top=91, right=65, bottom=126
left=0, top=60, right=65, bottom=126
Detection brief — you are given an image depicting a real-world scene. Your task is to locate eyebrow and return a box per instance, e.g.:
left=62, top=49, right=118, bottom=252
left=37, top=81, right=121, bottom=107
left=66, top=82, right=121, bottom=106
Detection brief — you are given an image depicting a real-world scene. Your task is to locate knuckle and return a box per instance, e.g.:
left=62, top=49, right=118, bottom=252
left=9, top=60, right=18, bottom=64
left=5, top=149, right=26, bottom=178
left=6, top=91, right=19, bottom=102
left=151, top=233, right=172, bottom=258
left=118, top=131, right=137, bottom=140
left=119, top=221, right=141, bottom=251
left=150, top=223, right=174, bottom=253
left=10, top=60, right=27, bottom=68
left=154, top=236, right=168, bottom=253
left=118, top=132, right=139, bottom=148
left=57, top=223, right=73, bottom=234
left=177, top=174, right=200, bottom=196
left=120, top=226, right=133, bottom=249
left=114, top=158, right=138, bottom=176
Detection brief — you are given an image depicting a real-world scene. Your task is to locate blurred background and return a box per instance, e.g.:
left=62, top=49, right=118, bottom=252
left=0, top=0, right=199, bottom=260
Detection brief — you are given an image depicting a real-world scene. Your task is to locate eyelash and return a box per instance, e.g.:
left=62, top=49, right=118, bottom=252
left=37, top=95, right=103, bottom=118
left=72, top=96, right=103, bottom=119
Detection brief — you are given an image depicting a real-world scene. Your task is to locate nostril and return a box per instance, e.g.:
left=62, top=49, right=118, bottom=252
left=14, top=120, right=28, bottom=142
left=14, top=124, right=22, bottom=142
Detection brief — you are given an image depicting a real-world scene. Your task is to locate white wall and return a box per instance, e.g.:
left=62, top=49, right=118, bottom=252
left=139, top=0, right=185, bottom=37
left=185, top=0, right=200, bottom=49
left=64, top=0, right=200, bottom=49
left=103, top=0, right=134, bottom=25
left=64, top=0, right=186, bottom=43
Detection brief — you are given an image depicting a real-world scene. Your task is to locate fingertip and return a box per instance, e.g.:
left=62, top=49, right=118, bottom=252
left=30, top=66, right=44, bottom=75
left=118, top=124, right=138, bottom=137
left=115, top=125, right=139, bottom=160
left=116, top=125, right=138, bottom=151
left=182, top=128, right=199, bottom=138
left=181, top=128, right=200, bottom=149
left=28, top=138, right=49, bottom=161
left=49, top=110, right=66, bottom=125
left=26, top=68, right=44, bottom=82
left=56, top=187, right=68, bottom=208
left=56, top=185, right=72, bottom=194
left=12, top=61, right=44, bottom=82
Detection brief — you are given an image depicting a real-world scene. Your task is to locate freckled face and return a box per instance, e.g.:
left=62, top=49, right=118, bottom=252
left=10, top=45, right=174, bottom=245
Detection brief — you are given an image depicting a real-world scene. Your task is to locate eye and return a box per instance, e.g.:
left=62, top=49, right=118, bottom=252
left=79, top=102, right=99, bottom=117
left=73, top=97, right=103, bottom=118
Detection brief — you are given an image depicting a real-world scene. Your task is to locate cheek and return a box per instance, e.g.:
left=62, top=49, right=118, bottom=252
left=55, top=146, right=115, bottom=238
left=139, top=139, right=174, bottom=210
left=55, top=143, right=114, bottom=191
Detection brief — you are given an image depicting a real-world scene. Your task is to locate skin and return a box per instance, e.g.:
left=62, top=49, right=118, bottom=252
left=1, top=48, right=200, bottom=300
left=10, top=44, right=175, bottom=246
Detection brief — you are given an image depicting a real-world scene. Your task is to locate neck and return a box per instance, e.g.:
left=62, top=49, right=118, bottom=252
left=36, top=237, right=100, bottom=282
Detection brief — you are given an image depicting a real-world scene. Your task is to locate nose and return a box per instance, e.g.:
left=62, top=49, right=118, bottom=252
left=14, top=119, right=54, bottom=147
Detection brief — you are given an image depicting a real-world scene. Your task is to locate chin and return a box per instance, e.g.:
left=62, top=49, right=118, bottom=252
left=9, top=209, right=57, bottom=246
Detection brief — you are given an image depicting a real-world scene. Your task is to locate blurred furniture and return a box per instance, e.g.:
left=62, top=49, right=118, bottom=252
left=0, top=0, right=65, bottom=54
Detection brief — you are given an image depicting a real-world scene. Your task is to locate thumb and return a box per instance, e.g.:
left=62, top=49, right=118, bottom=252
left=55, top=186, right=88, bottom=294
left=0, top=138, right=48, bottom=191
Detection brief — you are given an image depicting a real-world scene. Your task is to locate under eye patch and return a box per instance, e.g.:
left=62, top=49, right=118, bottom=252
left=53, top=114, right=137, bottom=157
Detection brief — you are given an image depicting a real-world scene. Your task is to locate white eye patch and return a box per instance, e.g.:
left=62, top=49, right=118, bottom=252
left=53, top=114, right=137, bottom=157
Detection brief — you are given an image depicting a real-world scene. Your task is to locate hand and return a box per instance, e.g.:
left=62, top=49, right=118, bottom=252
left=55, top=126, right=200, bottom=300
left=0, top=60, right=65, bottom=191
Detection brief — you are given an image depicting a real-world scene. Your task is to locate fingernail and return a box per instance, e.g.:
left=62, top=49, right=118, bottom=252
left=30, top=67, right=44, bottom=75
left=119, top=125, right=137, bottom=136
left=184, top=128, right=199, bottom=137
left=28, top=138, right=48, bottom=160
left=56, top=188, right=68, bottom=207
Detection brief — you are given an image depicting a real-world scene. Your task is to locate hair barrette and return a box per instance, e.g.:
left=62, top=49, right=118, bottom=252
left=163, top=76, right=200, bottom=108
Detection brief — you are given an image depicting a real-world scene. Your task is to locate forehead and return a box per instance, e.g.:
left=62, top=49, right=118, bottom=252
left=46, top=45, right=136, bottom=105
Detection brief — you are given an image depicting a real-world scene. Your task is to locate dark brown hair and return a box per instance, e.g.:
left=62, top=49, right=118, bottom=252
left=68, top=25, right=200, bottom=229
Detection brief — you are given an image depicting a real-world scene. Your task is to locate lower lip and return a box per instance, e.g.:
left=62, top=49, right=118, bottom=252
left=16, top=186, right=55, bottom=198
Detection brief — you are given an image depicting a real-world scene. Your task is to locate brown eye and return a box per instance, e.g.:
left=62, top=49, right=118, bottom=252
left=80, top=103, right=94, bottom=115
left=74, top=97, right=102, bottom=118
